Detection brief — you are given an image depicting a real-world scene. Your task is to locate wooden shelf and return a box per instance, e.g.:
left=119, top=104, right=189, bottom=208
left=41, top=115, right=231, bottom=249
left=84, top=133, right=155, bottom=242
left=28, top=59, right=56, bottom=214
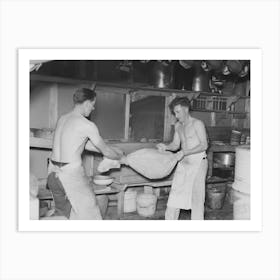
left=96, top=82, right=250, bottom=99
left=192, top=109, right=247, bottom=115
left=30, top=137, right=52, bottom=149
left=30, top=74, right=250, bottom=99
left=30, top=137, right=157, bottom=152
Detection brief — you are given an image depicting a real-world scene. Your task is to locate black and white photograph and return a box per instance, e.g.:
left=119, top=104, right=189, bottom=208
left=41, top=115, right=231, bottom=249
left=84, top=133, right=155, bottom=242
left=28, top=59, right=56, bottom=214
left=1, top=1, right=279, bottom=280
left=18, top=48, right=261, bottom=231
left=29, top=59, right=251, bottom=221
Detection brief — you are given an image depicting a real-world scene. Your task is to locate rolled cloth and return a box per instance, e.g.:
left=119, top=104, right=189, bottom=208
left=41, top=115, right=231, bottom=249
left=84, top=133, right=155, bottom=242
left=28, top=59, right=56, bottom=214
left=97, top=148, right=179, bottom=179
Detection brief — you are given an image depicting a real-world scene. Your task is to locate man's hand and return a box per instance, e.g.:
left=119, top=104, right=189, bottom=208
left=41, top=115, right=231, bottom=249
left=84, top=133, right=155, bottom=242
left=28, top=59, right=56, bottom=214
left=175, top=150, right=184, bottom=161
left=120, top=156, right=128, bottom=165
left=156, top=143, right=167, bottom=152
left=111, top=146, right=124, bottom=157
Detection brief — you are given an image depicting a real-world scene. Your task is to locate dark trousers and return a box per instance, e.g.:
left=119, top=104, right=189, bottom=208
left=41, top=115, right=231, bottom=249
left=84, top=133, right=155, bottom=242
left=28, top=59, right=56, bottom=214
left=47, top=172, right=72, bottom=218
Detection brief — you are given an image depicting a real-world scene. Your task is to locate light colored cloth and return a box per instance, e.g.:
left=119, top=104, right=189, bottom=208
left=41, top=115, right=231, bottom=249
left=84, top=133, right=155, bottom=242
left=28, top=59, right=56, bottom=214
left=190, top=158, right=208, bottom=219
left=97, top=148, right=179, bottom=179
left=48, top=160, right=102, bottom=220
left=126, top=149, right=178, bottom=179
left=165, top=207, right=180, bottom=220
left=166, top=152, right=208, bottom=219
left=97, top=157, right=121, bottom=173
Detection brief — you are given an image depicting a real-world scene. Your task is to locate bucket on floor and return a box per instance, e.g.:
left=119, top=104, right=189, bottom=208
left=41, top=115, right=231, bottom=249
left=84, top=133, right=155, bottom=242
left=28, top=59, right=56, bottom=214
left=124, top=190, right=137, bottom=213
left=136, top=193, right=157, bottom=217
left=206, top=184, right=227, bottom=210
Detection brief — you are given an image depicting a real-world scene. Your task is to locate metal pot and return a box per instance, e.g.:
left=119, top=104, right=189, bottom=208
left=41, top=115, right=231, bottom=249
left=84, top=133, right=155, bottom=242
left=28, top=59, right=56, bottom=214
left=225, top=60, right=246, bottom=75
left=174, top=61, right=194, bottom=90
left=150, top=61, right=175, bottom=88
left=192, top=62, right=210, bottom=92
left=233, top=79, right=248, bottom=96
left=202, top=60, right=224, bottom=72
left=213, top=153, right=235, bottom=167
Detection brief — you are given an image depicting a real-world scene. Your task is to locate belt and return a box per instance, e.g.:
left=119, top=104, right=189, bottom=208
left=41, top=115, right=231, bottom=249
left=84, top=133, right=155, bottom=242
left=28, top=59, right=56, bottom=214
left=50, top=159, right=69, bottom=168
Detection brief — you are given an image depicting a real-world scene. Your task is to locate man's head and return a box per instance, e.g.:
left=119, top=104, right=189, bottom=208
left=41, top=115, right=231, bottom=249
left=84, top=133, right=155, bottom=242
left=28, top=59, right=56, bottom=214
left=169, top=97, right=191, bottom=123
left=73, top=88, right=96, bottom=117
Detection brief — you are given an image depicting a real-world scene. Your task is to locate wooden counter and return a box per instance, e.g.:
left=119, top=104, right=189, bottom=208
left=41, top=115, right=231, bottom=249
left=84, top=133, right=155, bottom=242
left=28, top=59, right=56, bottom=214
left=30, top=137, right=156, bottom=152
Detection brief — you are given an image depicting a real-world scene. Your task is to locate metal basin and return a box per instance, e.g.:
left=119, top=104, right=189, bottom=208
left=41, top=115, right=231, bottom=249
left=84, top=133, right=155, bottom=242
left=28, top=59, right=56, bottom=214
left=213, top=153, right=235, bottom=167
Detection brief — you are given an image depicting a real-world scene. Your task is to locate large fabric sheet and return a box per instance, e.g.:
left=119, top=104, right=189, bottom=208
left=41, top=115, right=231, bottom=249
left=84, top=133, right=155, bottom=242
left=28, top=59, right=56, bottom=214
left=125, top=149, right=178, bottom=179
left=97, top=148, right=178, bottom=179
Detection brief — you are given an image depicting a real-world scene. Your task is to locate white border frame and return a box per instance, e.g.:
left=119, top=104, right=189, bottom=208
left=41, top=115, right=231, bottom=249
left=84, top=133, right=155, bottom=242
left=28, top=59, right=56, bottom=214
left=19, top=48, right=262, bottom=232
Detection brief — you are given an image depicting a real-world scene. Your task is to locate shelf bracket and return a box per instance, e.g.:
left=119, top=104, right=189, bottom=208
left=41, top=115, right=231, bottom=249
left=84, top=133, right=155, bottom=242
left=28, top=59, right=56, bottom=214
left=185, top=92, right=200, bottom=101
left=226, top=96, right=240, bottom=111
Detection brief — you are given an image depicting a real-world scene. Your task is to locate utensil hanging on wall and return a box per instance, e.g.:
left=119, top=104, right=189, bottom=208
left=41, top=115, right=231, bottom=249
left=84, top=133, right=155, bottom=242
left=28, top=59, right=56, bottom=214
left=233, top=80, right=247, bottom=96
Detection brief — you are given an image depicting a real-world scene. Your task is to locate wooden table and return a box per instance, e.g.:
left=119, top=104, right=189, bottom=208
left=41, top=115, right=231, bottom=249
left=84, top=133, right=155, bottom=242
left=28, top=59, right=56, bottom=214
left=38, top=177, right=229, bottom=219
left=114, top=176, right=230, bottom=218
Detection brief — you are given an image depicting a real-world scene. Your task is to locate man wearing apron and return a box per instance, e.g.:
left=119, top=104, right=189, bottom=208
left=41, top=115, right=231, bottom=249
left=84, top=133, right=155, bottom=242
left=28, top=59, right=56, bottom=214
left=157, top=97, right=208, bottom=220
left=47, top=88, right=124, bottom=220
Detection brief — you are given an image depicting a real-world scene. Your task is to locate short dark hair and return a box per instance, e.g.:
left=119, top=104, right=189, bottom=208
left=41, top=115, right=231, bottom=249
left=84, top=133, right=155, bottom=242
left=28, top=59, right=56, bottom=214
left=73, top=88, right=96, bottom=104
left=169, top=97, right=191, bottom=114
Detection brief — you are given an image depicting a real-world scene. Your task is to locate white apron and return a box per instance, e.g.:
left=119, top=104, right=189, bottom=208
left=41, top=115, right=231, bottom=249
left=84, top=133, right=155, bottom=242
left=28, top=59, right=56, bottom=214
left=48, top=161, right=102, bottom=220
left=167, top=152, right=206, bottom=210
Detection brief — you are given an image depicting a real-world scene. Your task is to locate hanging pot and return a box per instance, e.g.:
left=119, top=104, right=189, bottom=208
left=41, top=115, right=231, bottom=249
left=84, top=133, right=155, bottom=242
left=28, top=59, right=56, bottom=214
left=222, top=76, right=236, bottom=96
left=192, top=62, right=210, bottom=92
left=150, top=61, right=175, bottom=88
left=225, top=60, right=246, bottom=75
left=202, top=60, right=224, bottom=72
left=208, top=60, right=224, bottom=70
left=239, top=62, right=250, bottom=77
left=233, top=80, right=248, bottom=96
left=179, top=60, right=195, bottom=70
left=174, top=61, right=194, bottom=90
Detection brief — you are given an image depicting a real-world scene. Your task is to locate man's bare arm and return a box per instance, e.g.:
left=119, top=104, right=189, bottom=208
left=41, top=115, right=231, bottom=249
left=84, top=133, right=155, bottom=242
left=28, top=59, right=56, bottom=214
left=165, top=130, right=181, bottom=151
left=85, top=140, right=99, bottom=152
left=157, top=124, right=181, bottom=152
left=86, top=122, right=123, bottom=160
left=181, top=120, right=208, bottom=156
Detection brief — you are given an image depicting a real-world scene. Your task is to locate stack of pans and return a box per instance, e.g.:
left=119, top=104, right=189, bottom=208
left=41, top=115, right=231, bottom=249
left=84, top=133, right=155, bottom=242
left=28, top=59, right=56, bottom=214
left=230, top=130, right=242, bottom=145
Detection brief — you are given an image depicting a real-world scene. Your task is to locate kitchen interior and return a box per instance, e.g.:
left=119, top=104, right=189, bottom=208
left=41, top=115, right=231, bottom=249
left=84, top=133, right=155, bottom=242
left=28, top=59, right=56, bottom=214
left=29, top=59, right=250, bottom=220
